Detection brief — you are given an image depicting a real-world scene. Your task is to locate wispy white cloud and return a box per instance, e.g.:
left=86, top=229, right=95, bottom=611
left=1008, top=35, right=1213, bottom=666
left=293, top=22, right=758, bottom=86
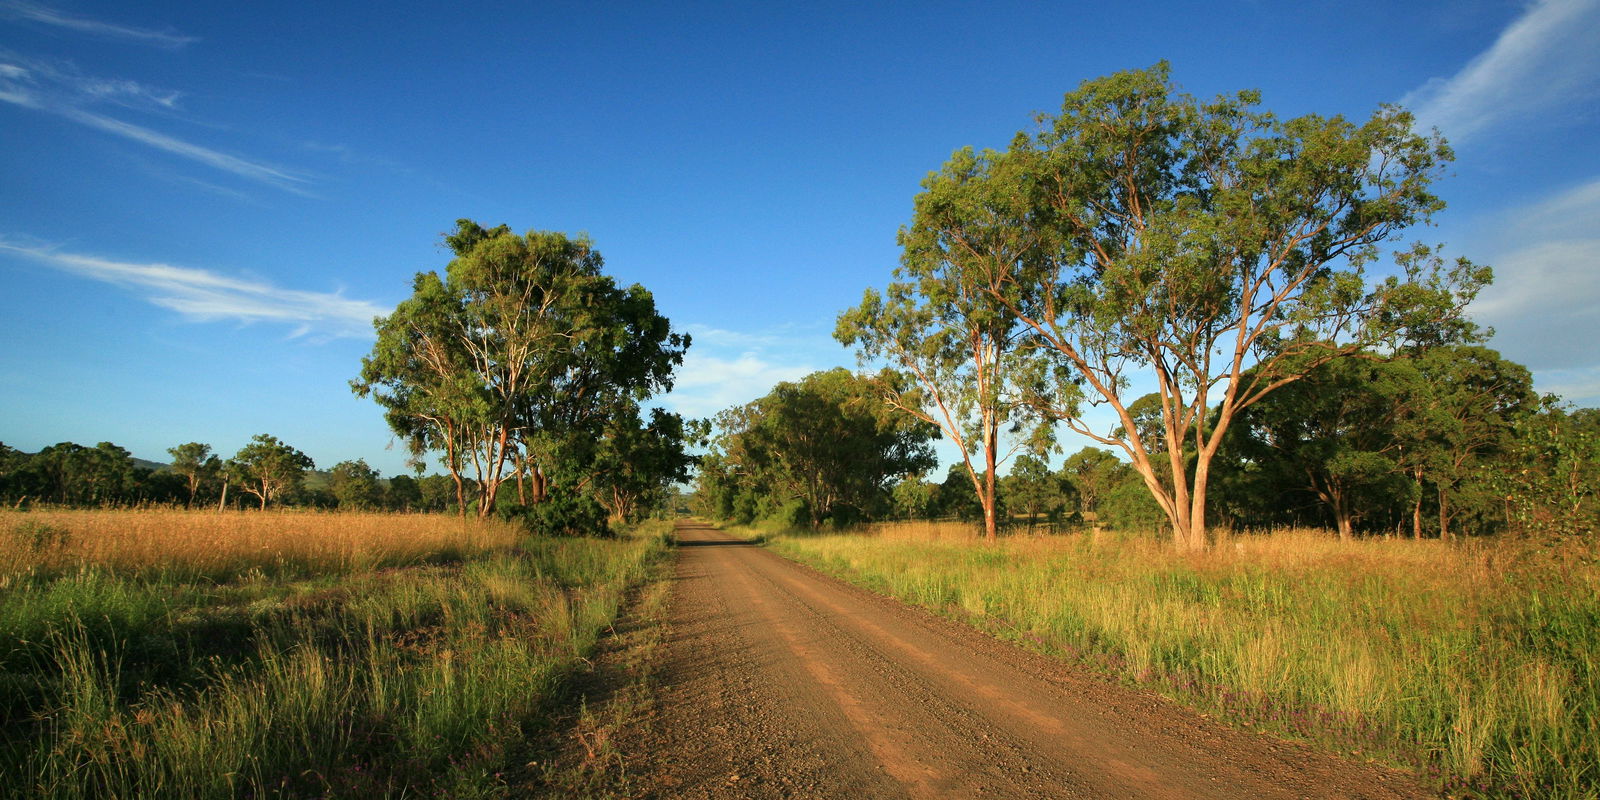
left=0, top=52, right=309, bottom=192
left=1468, top=177, right=1600, bottom=406
left=658, top=322, right=846, bottom=418
left=62, top=107, right=310, bottom=192
left=1401, top=0, right=1600, bottom=143
left=0, top=239, right=386, bottom=340
left=0, top=0, right=196, bottom=48
left=664, top=351, right=820, bottom=419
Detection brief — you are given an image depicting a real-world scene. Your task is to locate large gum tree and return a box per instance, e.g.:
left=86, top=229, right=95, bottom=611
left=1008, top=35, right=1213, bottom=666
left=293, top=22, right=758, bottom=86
left=837, top=144, right=1055, bottom=541
left=354, top=220, right=688, bottom=518
left=972, top=63, right=1488, bottom=549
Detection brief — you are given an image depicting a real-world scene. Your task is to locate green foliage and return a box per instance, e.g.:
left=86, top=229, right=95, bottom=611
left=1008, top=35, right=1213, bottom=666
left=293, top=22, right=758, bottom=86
left=700, top=368, right=939, bottom=529
left=385, top=474, right=422, bottom=512
left=329, top=458, right=383, bottom=510
left=585, top=406, right=703, bottom=524
left=1221, top=357, right=1417, bottom=538
left=1215, top=346, right=1538, bottom=540
left=507, top=487, right=612, bottom=537
left=227, top=434, right=314, bottom=510
left=1101, top=473, right=1166, bottom=532
left=1496, top=403, right=1600, bottom=542
left=166, top=442, right=220, bottom=507
left=1001, top=454, right=1075, bottom=529
left=353, top=220, right=689, bottom=520
left=837, top=134, right=1057, bottom=540
left=889, top=474, right=937, bottom=520
left=1060, top=447, right=1129, bottom=517
left=13, top=442, right=141, bottom=506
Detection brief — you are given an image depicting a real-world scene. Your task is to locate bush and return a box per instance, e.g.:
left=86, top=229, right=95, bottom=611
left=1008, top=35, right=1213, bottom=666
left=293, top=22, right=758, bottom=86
left=504, top=490, right=611, bottom=537
left=1101, top=477, right=1165, bottom=532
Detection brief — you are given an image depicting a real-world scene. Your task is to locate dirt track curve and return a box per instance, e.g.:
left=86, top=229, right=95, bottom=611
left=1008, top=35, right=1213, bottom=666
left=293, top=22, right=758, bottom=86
left=617, top=521, right=1429, bottom=799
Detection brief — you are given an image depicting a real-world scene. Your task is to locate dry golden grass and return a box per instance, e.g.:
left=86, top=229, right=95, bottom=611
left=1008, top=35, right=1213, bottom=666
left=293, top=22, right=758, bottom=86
left=0, top=508, right=521, bottom=579
left=861, top=520, right=1499, bottom=583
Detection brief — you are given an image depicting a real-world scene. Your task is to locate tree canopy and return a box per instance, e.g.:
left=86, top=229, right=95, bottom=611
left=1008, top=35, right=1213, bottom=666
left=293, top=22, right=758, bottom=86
left=354, top=219, right=691, bottom=523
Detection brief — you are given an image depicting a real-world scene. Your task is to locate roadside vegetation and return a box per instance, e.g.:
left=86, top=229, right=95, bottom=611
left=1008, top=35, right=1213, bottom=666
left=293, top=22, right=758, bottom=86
left=691, top=63, right=1600, bottom=798
left=770, top=522, right=1599, bottom=798
left=0, top=508, right=671, bottom=799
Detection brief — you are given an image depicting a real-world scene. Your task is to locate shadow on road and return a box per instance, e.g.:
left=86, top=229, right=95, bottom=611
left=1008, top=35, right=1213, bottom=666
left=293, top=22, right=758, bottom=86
left=674, top=539, right=758, bottom=548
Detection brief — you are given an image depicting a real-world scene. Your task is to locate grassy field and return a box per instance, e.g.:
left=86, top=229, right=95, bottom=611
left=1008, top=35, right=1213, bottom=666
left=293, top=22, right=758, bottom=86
left=0, top=508, right=670, bottom=799
left=770, top=522, right=1600, bottom=798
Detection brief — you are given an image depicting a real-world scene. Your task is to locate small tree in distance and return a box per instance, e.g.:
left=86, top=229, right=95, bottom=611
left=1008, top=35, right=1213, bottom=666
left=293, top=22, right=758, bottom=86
left=330, top=458, right=383, bottom=510
left=228, top=434, right=313, bottom=510
left=167, top=442, right=220, bottom=508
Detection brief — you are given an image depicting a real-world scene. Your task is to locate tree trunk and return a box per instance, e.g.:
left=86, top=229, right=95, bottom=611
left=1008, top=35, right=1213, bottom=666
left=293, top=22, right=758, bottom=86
left=530, top=466, right=547, bottom=504
left=1188, top=457, right=1212, bottom=550
left=1411, top=468, right=1424, bottom=539
left=1335, top=508, right=1354, bottom=542
left=981, top=425, right=999, bottom=542
left=1438, top=485, right=1451, bottom=541
left=218, top=480, right=228, bottom=512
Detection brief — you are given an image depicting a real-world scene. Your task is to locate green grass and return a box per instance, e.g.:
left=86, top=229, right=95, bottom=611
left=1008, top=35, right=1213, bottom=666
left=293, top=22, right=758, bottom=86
left=771, top=526, right=1600, bottom=798
left=0, top=510, right=672, bottom=799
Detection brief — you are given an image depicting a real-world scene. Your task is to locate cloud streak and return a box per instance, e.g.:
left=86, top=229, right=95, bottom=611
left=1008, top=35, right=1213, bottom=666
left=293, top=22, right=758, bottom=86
left=1401, top=0, right=1600, bottom=143
left=0, top=0, right=196, bottom=48
left=0, top=52, right=310, bottom=192
left=0, top=239, right=387, bottom=339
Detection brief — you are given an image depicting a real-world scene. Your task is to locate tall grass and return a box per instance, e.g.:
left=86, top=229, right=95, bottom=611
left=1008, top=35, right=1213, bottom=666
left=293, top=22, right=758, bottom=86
left=773, top=523, right=1600, bottom=798
left=0, top=509, right=669, bottom=799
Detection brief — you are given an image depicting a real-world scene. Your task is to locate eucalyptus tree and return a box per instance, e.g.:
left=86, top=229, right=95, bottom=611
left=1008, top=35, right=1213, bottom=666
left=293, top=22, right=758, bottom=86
left=385, top=473, right=421, bottom=512
left=1060, top=447, right=1128, bottom=518
left=354, top=219, right=688, bottom=518
left=1398, top=346, right=1535, bottom=539
left=1003, top=453, right=1075, bottom=531
left=1497, top=403, right=1600, bottom=540
left=837, top=144, right=1056, bottom=541
left=330, top=458, right=383, bottom=510
left=167, top=442, right=220, bottom=508
left=713, top=368, right=938, bottom=529
left=228, top=434, right=313, bottom=510
left=585, top=405, right=704, bottom=523
left=967, top=63, right=1487, bottom=549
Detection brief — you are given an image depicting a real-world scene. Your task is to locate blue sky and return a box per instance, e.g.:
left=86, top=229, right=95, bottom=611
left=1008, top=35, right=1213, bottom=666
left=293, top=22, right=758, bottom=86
left=2, top=0, right=1597, bottom=475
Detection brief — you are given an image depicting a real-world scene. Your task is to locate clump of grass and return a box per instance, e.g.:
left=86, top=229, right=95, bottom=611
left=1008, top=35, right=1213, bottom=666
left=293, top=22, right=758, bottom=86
left=772, top=524, right=1600, bottom=797
left=0, top=508, right=670, bottom=799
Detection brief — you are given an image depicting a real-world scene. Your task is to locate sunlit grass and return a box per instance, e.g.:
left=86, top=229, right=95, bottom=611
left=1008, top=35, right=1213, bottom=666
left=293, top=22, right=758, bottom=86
left=0, top=508, right=670, bottom=799
left=0, top=508, right=519, bottom=583
left=773, top=523, right=1600, bottom=798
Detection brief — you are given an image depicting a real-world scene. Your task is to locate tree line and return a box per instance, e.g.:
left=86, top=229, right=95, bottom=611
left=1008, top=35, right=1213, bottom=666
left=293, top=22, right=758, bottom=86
left=0, top=436, right=450, bottom=512
left=695, top=358, right=1598, bottom=542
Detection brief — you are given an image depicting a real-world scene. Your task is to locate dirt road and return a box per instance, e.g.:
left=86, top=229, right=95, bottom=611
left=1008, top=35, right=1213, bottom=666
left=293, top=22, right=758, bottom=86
left=619, top=522, right=1427, bottom=799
